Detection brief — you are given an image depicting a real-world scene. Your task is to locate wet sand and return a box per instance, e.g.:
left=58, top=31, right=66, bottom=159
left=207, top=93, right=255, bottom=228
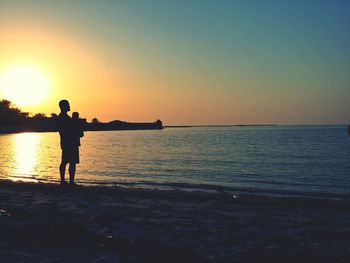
left=0, top=180, right=350, bottom=262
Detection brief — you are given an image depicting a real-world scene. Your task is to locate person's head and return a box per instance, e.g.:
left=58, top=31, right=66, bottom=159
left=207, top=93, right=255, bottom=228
left=72, top=112, right=79, bottom=120
left=59, top=100, right=70, bottom=113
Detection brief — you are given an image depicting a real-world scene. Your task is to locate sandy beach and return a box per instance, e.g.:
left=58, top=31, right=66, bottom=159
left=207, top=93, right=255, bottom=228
left=0, top=180, right=350, bottom=262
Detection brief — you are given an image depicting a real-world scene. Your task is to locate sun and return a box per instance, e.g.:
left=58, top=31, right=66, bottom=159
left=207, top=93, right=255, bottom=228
left=0, top=65, right=51, bottom=107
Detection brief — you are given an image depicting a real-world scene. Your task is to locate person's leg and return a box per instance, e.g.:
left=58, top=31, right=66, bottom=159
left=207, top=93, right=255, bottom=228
left=69, top=163, right=76, bottom=184
left=59, top=161, right=68, bottom=184
left=69, top=147, right=79, bottom=185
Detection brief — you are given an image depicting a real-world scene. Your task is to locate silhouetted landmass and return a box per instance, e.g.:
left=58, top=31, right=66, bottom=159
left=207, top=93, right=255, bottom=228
left=85, top=119, right=163, bottom=132
left=0, top=99, right=163, bottom=134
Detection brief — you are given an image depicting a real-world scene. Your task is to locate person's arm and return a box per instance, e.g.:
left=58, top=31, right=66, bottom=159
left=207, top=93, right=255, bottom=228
left=79, top=125, right=84, bottom=138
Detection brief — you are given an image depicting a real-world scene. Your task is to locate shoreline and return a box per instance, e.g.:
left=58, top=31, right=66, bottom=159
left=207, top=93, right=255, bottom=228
left=1, top=180, right=350, bottom=262
left=4, top=177, right=350, bottom=202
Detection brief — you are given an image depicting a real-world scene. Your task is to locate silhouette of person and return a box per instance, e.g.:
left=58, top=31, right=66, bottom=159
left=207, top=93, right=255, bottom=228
left=72, top=112, right=84, bottom=147
left=58, top=100, right=83, bottom=186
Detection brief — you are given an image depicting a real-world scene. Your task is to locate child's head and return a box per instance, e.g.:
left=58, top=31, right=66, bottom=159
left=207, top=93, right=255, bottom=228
left=72, top=112, right=79, bottom=120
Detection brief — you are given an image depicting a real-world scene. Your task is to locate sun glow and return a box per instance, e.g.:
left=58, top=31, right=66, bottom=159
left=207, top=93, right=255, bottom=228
left=0, top=66, right=51, bottom=107
left=8, top=133, right=39, bottom=183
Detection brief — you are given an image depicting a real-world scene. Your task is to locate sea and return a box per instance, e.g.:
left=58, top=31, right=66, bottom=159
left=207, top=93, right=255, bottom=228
left=0, top=125, right=349, bottom=199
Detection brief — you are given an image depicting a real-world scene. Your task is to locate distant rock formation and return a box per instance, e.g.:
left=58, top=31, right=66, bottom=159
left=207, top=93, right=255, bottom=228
left=84, top=119, right=163, bottom=131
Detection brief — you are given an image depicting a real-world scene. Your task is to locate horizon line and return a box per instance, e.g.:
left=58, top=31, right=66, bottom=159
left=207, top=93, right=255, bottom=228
left=164, top=123, right=349, bottom=128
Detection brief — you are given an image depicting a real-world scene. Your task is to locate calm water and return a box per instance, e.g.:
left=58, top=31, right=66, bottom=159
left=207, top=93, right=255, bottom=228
left=0, top=126, right=349, bottom=198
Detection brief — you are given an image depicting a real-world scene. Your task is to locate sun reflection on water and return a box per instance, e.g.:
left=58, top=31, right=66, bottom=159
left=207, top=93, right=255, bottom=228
left=11, top=133, right=39, bottom=183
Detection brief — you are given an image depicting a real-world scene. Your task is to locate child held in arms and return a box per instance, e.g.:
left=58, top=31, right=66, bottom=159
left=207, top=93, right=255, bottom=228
left=72, top=112, right=84, bottom=147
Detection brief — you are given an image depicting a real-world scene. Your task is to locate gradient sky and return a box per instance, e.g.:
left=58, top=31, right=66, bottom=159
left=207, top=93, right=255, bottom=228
left=0, top=0, right=349, bottom=125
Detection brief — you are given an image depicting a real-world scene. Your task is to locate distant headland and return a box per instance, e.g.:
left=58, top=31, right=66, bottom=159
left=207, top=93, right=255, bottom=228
left=0, top=99, right=163, bottom=134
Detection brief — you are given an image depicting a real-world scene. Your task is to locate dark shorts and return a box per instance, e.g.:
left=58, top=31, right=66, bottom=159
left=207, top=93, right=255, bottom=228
left=61, top=146, right=80, bottom=164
